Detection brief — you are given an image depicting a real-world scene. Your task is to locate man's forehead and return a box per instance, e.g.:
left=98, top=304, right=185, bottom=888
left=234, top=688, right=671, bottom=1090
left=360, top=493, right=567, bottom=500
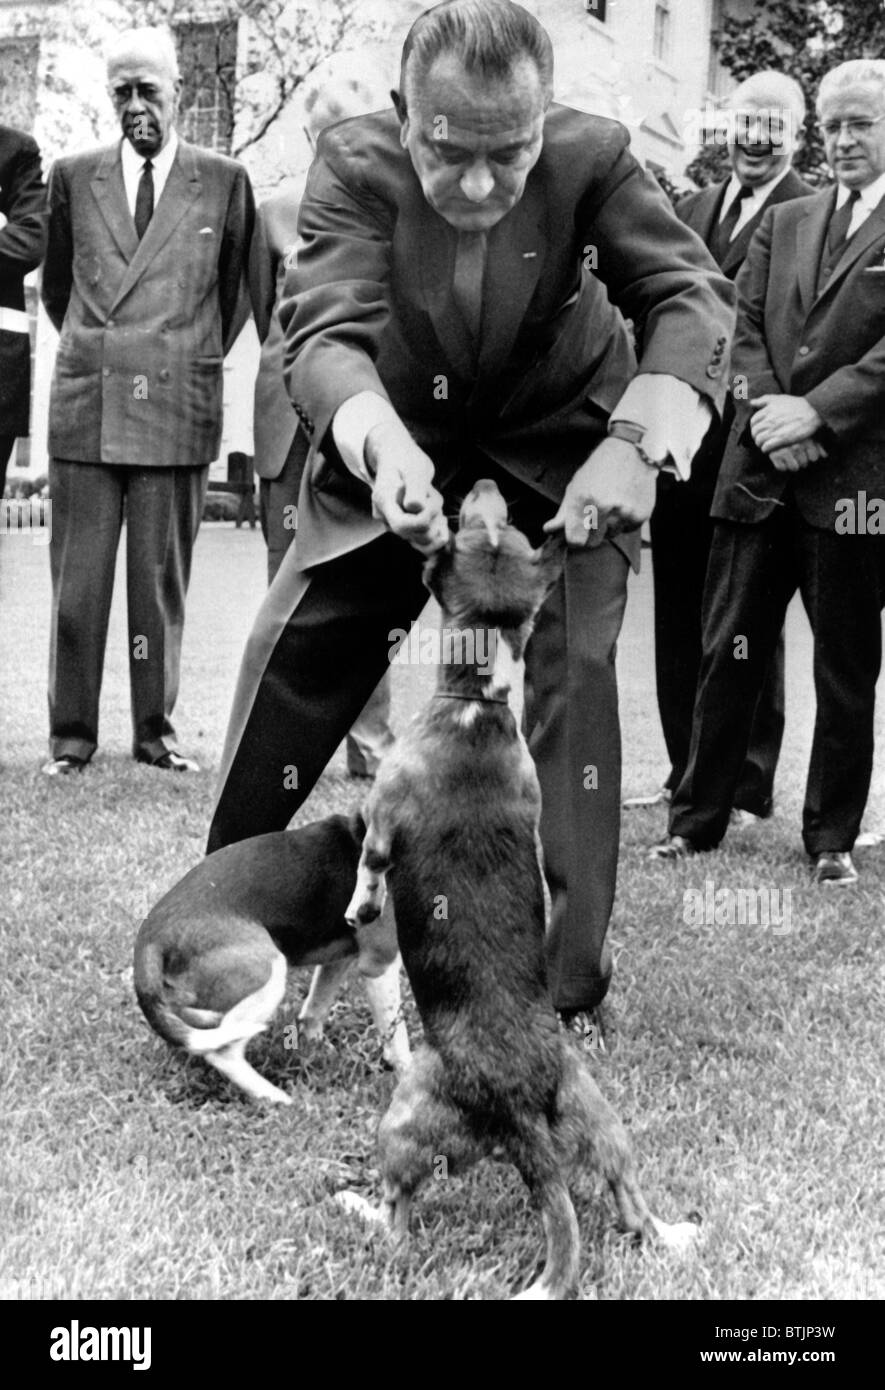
left=409, top=54, right=545, bottom=135
left=108, top=54, right=174, bottom=86
left=821, top=83, right=883, bottom=114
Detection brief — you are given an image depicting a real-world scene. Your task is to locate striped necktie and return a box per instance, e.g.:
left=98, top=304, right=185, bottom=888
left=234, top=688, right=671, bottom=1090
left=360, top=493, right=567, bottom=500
left=452, top=230, right=488, bottom=351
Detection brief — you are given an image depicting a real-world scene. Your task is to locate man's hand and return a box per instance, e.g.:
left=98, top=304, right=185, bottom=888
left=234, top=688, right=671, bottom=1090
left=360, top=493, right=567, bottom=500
left=365, top=419, right=449, bottom=554
left=769, top=439, right=828, bottom=473
left=750, top=394, right=823, bottom=453
left=543, top=437, right=657, bottom=547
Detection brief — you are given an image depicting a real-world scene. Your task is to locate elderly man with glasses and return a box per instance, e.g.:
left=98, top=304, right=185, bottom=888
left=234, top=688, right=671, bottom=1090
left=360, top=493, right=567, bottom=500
left=653, top=59, right=885, bottom=886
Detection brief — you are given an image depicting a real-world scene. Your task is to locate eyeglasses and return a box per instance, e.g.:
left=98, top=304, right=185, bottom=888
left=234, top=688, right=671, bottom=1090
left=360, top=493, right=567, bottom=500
left=820, top=115, right=885, bottom=139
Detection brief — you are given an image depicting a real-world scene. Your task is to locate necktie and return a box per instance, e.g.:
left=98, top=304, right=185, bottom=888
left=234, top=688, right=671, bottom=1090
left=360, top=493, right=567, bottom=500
left=826, top=188, right=861, bottom=258
left=452, top=230, right=487, bottom=351
left=712, top=184, right=753, bottom=264
left=134, top=159, right=154, bottom=240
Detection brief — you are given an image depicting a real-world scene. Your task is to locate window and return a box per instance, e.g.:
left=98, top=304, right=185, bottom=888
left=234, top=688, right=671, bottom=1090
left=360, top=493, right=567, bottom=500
left=174, top=19, right=238, bottom=154
left=584, top=0, right=608, bottom=20
left=653, top=1, right=672, bottom=62
left=0, top=38, right=40, bottom=131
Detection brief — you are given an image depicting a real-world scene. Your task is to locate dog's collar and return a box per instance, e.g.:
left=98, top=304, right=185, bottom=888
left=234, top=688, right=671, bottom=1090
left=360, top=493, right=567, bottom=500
left=433, top=691, right=509, bottom=706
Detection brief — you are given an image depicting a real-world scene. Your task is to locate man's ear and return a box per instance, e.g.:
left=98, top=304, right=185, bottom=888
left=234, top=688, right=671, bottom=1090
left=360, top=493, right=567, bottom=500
left=392, top=88, right=407, bottom=125
left=531, top=533, right=566, bottom=599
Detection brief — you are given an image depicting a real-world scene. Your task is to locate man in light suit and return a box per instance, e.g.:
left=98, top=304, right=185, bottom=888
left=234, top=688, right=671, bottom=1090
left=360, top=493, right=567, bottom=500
left=41, top=27, right=254, bottom=775
left=627, top=72, right=812, bottom=820
left=250, top=56, right=394, bottom=779
left=653, top=59, right=885, bottom=886
left=0, top=123, right=46, bottom=493
left=209, top=0, right=734, bottom=1028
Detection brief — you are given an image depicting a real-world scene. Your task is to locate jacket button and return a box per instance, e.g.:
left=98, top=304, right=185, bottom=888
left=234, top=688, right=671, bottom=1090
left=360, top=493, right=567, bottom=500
left=159, top=368, right=170, bottom=381
left=706, top=365, right=720, bottom=379
left=107, top=319, right=115, bottom=329
left=798, top=346, right=810, bottom=356
left=102, top=367, right=110, bottom=377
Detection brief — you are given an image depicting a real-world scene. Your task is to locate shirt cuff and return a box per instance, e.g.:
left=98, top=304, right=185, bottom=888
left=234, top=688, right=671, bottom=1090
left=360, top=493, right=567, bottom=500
left=610, top=374, right=712, bottom=481
left=331, top=390, right=399, bottom=483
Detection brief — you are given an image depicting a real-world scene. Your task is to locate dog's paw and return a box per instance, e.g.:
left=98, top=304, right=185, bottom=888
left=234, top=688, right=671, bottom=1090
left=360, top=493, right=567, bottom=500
left=650, top=1217, right=700, bottom=1253
left=295, top=1014, right=325, bottom=1047
left=511, top=1281, right=556, bottom=1301
left=335, top=1190, right=387, bottom=1226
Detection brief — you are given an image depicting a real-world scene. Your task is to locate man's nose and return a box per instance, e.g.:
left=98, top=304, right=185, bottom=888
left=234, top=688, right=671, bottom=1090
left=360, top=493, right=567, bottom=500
left=126, top=88, right=146, bottom=113
left=835, top=123, right=857, bottom=149
left=460, top=161, right=495, bottom=203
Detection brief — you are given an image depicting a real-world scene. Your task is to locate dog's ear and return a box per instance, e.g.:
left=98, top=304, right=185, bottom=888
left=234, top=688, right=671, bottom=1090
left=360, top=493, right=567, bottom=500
left=530, top=533, right=567, bottom=597
left=421, top=533, right=456, bottom=598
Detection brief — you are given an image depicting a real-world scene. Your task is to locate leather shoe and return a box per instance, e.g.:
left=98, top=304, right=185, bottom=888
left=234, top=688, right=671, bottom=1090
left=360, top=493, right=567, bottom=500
left=811, top=851, right=858, bottom=886
left=139, top=751, right=200, bottom=773
left=623, top=785, right=671, bottom=809
left=729, top=807, right=769, bottom=829
left=649, top=833, right=696, bottom=861
left=41, top=754, right=85, bottom=777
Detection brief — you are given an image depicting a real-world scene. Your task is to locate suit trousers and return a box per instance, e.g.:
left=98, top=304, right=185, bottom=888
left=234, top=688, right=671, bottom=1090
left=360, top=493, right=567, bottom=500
left=208, top=462, right=629, bottom=1011
left=0, top=435, right=15, bottom=496
left=650, top=473, right=785, bottom=813
left=48, top=459, right=208, bottom=763
left=259, top=434, right=394, bottom=778
left=669, top=503, right=885, bottom=854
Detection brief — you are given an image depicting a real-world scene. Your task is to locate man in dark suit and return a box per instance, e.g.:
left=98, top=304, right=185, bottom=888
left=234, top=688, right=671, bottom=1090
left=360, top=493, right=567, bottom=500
left=249, top=55, right=394, bottom=779
left=627, top=72, right=812, bottom=819
left=0, top=123, right=46, bottom=493
left=653, top=59, right=885, bottom=886
left=41, top=27, right=254, bottom=776
left=209, top=0, right=734, bottom=1026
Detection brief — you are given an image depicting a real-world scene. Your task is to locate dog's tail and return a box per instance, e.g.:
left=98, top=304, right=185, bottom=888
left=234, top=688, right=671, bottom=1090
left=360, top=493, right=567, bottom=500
left=134, top=941, right=286, bottom=1057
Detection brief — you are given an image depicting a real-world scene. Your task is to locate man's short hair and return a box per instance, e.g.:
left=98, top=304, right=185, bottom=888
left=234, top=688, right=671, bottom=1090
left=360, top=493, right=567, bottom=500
left=726, top=70, right=806, bottom=127
left=817, top=59, right=885, bottom=113
left=399, top=0, right=553, bottom=106
left=106, top=26, right=180, bottom=82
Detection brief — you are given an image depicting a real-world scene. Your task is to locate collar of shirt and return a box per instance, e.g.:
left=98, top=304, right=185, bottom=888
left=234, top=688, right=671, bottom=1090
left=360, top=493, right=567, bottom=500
left=719, top=164, right=794, bottom=238
left=120, top=129, right=179, bottom=220
left=835, top=169, right=885, bottom=235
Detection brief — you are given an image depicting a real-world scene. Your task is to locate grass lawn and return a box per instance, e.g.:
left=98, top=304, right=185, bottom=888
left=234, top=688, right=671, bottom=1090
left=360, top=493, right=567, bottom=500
left=0, top=523, right=882, bottom=1301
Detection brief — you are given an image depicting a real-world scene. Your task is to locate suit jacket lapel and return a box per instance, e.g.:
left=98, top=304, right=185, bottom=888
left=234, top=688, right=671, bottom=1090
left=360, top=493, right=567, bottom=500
left=90, top=145, right=138, bottom=263
left=109, top=141, right=203, bottom=314
left=797, top=188, right=836, bottom=312
left=698, top=182, right=728, bottom=252
left=818, top=196, right=885, bottom=299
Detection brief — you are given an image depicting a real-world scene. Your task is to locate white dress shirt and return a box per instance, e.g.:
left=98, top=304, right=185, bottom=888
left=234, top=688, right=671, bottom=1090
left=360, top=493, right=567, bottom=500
left=120, top=130, right=179, bottom=220
left=834, top=169, right=885, bottom=238
left=718, top=164, right=794, bottom=242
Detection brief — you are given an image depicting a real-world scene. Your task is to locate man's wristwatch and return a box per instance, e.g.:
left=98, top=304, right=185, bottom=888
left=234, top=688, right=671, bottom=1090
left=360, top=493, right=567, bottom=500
left=607, top=419, right=664, bottom=470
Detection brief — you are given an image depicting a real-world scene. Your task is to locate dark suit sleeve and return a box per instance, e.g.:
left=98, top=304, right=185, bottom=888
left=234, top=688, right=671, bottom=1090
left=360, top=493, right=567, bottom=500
left=41, top=160, right=73, bottom=333
left=278, top=148, right=395, bottom=449
left=0, top=134, right=46, bottom=277
left=729, top=209, right=786, bottom=436
left=248, top=200, right=277, bottom=344
left=578, top=139, right=735, bottom=411
left=219, top=164, right=255, bottom=355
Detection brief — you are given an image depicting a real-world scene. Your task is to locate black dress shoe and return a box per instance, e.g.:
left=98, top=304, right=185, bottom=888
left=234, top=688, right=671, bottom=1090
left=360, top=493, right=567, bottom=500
left=138, top=751, right=200, bottom=773
left=41, top=755, right=85, bottom=777
left=648, top=833, right=696, bottom=861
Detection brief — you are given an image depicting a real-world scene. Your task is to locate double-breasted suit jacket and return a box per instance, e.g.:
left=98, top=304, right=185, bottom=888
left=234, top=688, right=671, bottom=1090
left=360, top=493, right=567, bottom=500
left=42, top=138, right=254, bottom=469
left=715, top=185, right=885, bottom=526
left=279, top=104, right=735, bottom=572
left=0, top=124, right=46, bottom=440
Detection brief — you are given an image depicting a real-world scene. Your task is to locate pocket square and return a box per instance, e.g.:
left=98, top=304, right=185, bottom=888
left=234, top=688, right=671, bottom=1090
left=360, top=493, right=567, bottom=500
left=198, top=226, right=214, bottom=235
left=863, top=264, right=885, bottom=273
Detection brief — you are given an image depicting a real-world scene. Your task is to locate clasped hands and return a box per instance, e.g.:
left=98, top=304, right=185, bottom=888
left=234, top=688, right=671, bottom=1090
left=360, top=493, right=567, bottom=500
left=748, top=394, right=827, bottom=472
left=365, top=418, right=657, bottom=555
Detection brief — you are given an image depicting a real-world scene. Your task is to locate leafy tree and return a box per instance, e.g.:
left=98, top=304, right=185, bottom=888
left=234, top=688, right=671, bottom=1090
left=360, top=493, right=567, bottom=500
left=687, top=0, right=885, bottom=187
